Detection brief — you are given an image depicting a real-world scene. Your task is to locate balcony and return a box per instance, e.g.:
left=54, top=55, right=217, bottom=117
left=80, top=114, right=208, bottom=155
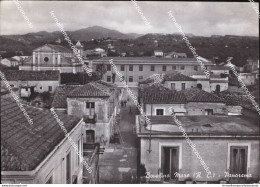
left=83, top=114, right=96, bottom=124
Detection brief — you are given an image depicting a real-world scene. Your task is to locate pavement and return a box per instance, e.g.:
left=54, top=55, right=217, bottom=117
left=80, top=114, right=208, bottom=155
left=98, top=88, right=138, bottom=184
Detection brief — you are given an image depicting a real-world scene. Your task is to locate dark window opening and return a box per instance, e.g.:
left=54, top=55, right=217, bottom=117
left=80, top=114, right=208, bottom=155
left=121, top=65, right=125, bottom=71
left=66, top=152, right=71, bottom=184
left=151, top=65, right=155, bottom=71
left=156, top=109, right=164, bottom=115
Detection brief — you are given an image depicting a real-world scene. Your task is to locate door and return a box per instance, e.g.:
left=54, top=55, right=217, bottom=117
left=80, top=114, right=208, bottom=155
left=161, top=147, right=179, bottom=183
left=229, top=146, right=248, bottom=184
left=86, top=130, right=95, bottom=143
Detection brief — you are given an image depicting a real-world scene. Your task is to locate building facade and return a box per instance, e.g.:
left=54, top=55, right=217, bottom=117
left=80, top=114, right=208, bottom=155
left=136, top=115, right=260, bottom=184
left=52, top=81, right=121, bottom=146
left=92, top=57, right=214, bottom=87
left=19, top=43, right=88, bottom=73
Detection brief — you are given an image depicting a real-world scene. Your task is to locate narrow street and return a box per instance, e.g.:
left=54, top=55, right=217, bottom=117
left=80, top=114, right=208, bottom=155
left=98, top=88, right=138, bottom=184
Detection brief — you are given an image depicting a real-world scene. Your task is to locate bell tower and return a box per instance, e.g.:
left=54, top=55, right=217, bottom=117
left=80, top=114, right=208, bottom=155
left=75, top=41, right=84, bottom=57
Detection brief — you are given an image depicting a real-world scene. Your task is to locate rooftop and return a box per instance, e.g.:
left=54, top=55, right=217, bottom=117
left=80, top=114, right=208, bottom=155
left=211, top=66, right=231, bottom=70
left=179, top=88, right=225, bottom=103
left=93, top=57, right=213, bottom=65
left=5, top=58, right=19, bottom=62
left=52, top=81, right=116, bottom=108
left=51, top=85, right=80, bottom=108
left=141, top=84, right=186, bottom=104
left=68, top=81, right=114, bottom=98
left=1, top=70, right=60, bottom=81
left=1, top=98, right=81, bottom=171
left=34, top=44, right=72, bottom=53
left=137, top=115, right=259, bottom=136
left=164, top=71, right=196, bottom=82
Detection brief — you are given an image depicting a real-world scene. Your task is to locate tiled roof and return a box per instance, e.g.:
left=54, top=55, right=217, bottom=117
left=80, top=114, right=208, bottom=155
left=6, top=58, right=19, bottom=62
left=1, top=98, right=81, bottom=171
left=2, top=70, right=60, bottom=81
left=52, top=81, right=116, bottom=108
left=179, top=88, right=225, bottom=103
left=211, top=66, right=231, bottom=70
left=68, top=81, right=114, bottom=98
left=164, top=71, right=196, bottom=81
left=51, top=85, right=79, bottom=108
left=217, top=93, right=258, bottom=111
left=141, top=84, right=186, bottom=104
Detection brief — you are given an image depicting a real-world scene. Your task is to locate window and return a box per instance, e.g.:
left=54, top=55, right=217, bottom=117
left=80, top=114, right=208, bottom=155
left=156, top=109, right=164, bottom=115
left=46, top=176, right=53, bottom=184
left=107, top=64, right=111, bottom=71
left=139, top=76, right=143, bottom=81
left=129, top=65, right=133, bottom=71
left=129, top=76, right=133, bottom=82
left=181, top=66, right=184, bottom=70
left=77, top=139, right=80, bottom=166
left=181, top=83, right=185, bottom=90
left=229, top=146, right=248, bottom=183
left=172, top=65, right=176, bottom=70
left=86, top=102, right=95, bottom=116
left=162, top=147, right=179, bottom=181
left=66, top=152, right=71, bottom=184
left=121, top=65, right=125, bottom=71
left=151, top=65, right=155, bottom=71
left=139, top=65, right=143, bottom=71
left=10, top=85, right=14, bottom=87
left=194, top=66, right=198, bottom=71
left=205, top=109, right=213, bottom=115
left=48, top=86, right=52, bottom=92
left=162, top=65, right=166, bottom=71
left=107, top=76, right=111, bottom=82
left=44, top=57, right=49, bottom=62
left=171, top=83, right=176, bottom=90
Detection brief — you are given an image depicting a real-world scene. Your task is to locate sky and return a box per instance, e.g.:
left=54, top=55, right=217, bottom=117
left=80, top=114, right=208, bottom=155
left=0, top=1, right=259, bottom=36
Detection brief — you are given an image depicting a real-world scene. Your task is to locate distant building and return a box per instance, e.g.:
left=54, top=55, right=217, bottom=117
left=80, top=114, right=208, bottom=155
left=1, top=58, right=20, bottom=67
left=139, top=84, right=241, bottom=116
left=243, top=59, right=259, bottom=73
left=1, top=98, right=97, bottom=184
left=107, top=44, right=114, bottom=49
left=121, top=52, right=126, bottom=57
left=154, top=50, right=164, bottom=57
left=0, top=70, right=60, bottom=96
left=239, top=73, right=256, bottom=86
left=94, top=48, right=105, bottom=53
left=92, top=57, right=214, bottom=87
left=165, top=52, right=187, bottom=58
left=140, top=71, right=228, bottom=93
left=163, top=71, right=197, bottom=91
left=19, top=43, right=88, bottom=73
left=211, top=66, right=230, bottom=76
left=12, top=56, right=29, bottom=62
